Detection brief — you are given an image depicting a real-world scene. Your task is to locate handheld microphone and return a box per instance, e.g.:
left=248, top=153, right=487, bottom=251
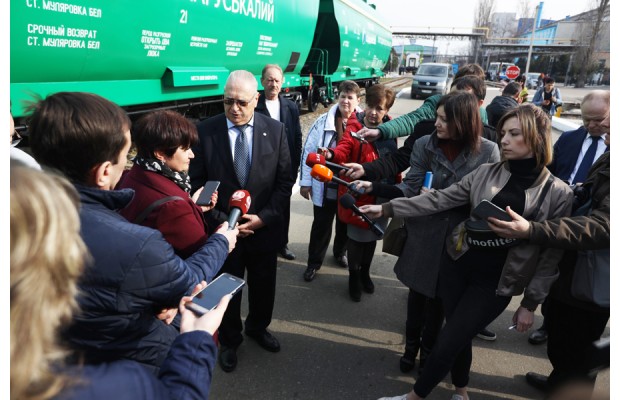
left=339, top=193, right=384, bottom=238
left=306, top=152, right=350, bottom=172
left=227, top=190, right=252, bottom=230
left=310, top=164, right=365, bottom=195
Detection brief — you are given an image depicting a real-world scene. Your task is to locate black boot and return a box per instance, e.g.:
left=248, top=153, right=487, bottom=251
left=399, top=348, right=418, bottom=373
left=360, top=263, right=375, bottom=294
left=400, top=334, right=421, bottom=373
left=348, top=268, right=362, bottom=302
left=418, top=345, right=431, bottom=376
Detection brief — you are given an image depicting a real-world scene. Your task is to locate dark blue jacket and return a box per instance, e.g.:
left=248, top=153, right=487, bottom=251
left=548, top=126, right=608, bottom=183
left=66, top=185, right=229, bottom=373
left=58, top=331, right=217, bottom=400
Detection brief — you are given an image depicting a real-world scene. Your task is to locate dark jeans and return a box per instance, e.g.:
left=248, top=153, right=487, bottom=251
left=546, top=297, right=609, bottom=390
left=218, top=246, right=278, bottom=348
left=346, top=238, right=376, bottom=271
left=404, top=289, right=444, bottom=358
left=413, top=249, right=511, bottom=397
left=307, top=199, right=348, bottom=269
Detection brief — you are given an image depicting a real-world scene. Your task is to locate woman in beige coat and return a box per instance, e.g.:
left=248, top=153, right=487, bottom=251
left=363, top=104, right=573, bottom=400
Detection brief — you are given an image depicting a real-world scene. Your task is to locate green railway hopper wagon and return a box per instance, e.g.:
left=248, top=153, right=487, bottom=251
left=10, top=0, right=321, bottom=119
left=303, top=0, right=392, bottom=111
left=10, top=0, right=392, bottom=122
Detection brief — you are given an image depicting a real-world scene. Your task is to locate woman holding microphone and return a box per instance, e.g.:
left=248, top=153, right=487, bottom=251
left=354, top=91, right=499, bottom=375
left=364, top=103, right=573, bottom=400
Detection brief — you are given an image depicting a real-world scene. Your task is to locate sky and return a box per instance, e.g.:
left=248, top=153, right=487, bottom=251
left=374, top=0, right=600, bottom=53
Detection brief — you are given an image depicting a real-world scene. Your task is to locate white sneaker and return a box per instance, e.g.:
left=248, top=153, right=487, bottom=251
left=377, top=395, right=408, bottom=400
left=450, top=394, right=465, bottom=400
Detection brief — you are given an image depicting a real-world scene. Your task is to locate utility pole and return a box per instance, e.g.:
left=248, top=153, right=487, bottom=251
left=525, top=2, right=543, bottom=75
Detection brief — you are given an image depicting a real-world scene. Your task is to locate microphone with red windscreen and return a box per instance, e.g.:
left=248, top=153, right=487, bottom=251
left=227, top=190, right=251, bottom=230
left=310, top=164, right=365, bottom=195
left=305, top=152, right=350, bottom=172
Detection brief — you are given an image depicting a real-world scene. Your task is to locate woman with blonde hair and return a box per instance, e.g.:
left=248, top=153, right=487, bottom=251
left=11, top=162, right=230, bottom=400
left=364, top=104, right=574, bottom=400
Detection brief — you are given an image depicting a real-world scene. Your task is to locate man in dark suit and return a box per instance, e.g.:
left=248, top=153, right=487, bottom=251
left=527, top=89, right=609, bottom=346
left=548, top=90, right=609, bottom=185
left=255, top=64, right=303, bottom=260
left=190, top=70, right=294, bottom=372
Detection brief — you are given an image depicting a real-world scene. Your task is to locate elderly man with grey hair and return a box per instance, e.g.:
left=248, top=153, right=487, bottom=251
left=190, top=70, right=294, bottom=373
left=526, top=89, right=609, bottom=347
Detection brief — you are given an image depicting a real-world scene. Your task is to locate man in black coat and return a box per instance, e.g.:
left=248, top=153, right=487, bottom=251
left=190, top=70, right=294, bottom=373
left=255, top=64, right=303, bottom=260
left=486, top=82, right=521, bottom=128
left=527, top=90, right=609, bottom=346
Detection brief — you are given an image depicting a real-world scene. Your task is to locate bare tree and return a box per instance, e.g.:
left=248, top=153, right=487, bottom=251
left=517, top=0, right=533, bottom=19
left=471, top=0, right=496, bottom=63
left=575, top=0, right=610, bottom=87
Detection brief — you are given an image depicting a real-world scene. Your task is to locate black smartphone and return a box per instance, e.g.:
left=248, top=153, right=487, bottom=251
left=186, top=273, right=246, bottom=316
left=349, top=131, right=368, bottom=143
left=196, top=181, right=220, bottom=206
left=472, top=199, right=511, bottom=222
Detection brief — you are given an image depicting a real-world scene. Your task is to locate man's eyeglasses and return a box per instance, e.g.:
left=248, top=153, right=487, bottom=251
left=223, top=97, right=253, bottom=107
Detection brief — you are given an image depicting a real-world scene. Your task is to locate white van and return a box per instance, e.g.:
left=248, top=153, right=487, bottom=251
left=486, top=62, right=516, bottom=81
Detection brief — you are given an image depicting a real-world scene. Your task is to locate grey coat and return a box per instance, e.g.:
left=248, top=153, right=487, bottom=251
left=393, top=133, right=500, bottom=297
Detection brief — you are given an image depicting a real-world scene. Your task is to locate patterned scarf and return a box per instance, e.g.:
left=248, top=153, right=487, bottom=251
left=134, top=156, right=192, bottom=193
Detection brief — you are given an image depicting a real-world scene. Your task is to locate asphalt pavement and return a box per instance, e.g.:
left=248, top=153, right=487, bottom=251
left=208, top=84, right=610, bottom=400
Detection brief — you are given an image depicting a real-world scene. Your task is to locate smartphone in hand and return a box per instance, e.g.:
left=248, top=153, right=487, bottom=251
left=472, top=199, right=511, bottom=222
left=186, top=273, right=245, bottom=316
left=196, top=181, right=220, bottom=206
left=350, top=131, right=368, bottom=143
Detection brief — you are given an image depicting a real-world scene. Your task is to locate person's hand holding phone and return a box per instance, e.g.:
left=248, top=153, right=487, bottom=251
left=192, top=187, right=218, bottom=212
left=179, top=294, right=231, bottom=336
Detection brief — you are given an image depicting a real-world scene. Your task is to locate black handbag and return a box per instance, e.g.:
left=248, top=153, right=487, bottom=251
left=382, top=216, right=407, bottom=256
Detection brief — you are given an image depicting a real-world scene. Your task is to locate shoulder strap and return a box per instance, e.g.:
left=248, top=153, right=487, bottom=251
left=133, top=196, right=184, bottom=225
left=528, top=174, right=554, bottom=219
left=539, top=174, right=554, bottom=200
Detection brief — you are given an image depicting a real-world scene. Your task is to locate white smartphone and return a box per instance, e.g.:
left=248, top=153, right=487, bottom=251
left=186, top=273, right=245, bottom=316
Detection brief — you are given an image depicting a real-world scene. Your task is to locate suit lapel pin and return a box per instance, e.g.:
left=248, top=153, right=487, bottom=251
left=262, top=132, right=267, bottom=136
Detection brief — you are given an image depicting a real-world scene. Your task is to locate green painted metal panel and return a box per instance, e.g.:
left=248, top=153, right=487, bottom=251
left=330, top=0, right=392, bottom=82
left=10, top=0, right=320, bottom=116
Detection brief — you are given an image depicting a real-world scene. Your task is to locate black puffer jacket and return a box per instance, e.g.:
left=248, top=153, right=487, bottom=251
left=66, top=185, right=229, bottom=374
left=486, top=95, right=519, bottom=128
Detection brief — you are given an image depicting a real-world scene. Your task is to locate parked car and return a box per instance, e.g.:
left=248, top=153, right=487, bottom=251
left=526, top=72, right=540, bottom=89
left=410, top=63, right=455, bottom=99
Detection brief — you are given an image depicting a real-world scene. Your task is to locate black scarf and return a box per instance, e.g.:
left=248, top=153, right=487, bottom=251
left=134, top=156, right=192, bottom=193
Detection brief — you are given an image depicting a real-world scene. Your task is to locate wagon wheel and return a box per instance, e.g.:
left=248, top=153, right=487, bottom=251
left=308, top=84, right=320, bottom=112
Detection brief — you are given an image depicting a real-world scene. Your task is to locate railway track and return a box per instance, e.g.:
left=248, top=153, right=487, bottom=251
left=299, top=76, right=412, bottom=134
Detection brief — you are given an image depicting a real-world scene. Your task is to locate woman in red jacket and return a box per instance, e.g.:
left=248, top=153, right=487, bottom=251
left=118, top=110, right=235, bottom=260
left=322, top=84, right=399, bottom=301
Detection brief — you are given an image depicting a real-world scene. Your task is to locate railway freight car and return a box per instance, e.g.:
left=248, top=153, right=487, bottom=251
left=10, top=0, right=392, bottom=124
